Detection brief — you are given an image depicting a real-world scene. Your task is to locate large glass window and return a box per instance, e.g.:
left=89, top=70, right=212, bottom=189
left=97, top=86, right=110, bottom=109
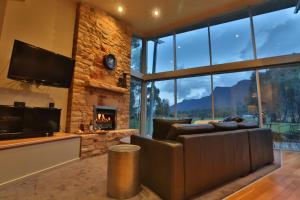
left=130, top=37, right=142, bottom=72
left=253, top=7, right=300, bottom=58
left=176, top=28, right=210, bottom=69
left=147, top=35, right=174, bottom=74
left=213, top=71, right=258, bottom=122
left=177, top=76, right=212, bottom=121
left=210, top=18, right=254, bottom=65
left=147, top=40, right=154, bottom=73
left=129, top=78, right=142, bottom=129
left=260, top=65, right=300, bottom=150
left=146, top=80, right=174, bottom=136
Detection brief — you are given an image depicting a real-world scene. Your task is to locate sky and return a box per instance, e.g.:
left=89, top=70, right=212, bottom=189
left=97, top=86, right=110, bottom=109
left=144, top=6, right=300, bottom=105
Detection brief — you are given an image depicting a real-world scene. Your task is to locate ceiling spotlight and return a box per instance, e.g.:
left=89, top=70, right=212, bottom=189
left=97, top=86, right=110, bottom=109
left=117, top=6, right=124, bottom=13
left=235, top=34, right=239, bottom=38
left=152, top=8, right=160, bottom=17
left=178, top=46, right=181, bottom=49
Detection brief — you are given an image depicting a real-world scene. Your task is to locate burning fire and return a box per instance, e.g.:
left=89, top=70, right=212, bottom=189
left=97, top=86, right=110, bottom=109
left=96, top=114, right=111, bottom=123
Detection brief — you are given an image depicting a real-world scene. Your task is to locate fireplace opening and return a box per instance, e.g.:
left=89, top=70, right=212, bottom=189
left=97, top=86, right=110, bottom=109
left=93, top=106, right=116, bottom=130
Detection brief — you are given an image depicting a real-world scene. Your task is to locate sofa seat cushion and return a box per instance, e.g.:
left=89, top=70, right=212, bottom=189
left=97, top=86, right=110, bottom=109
left=211, top=121, right=238, bottom=131
left=152, top=118, right=192, bottom=140
left=166, top=124, right=215, bottom=140
left=238, top=121, right=259, bottom=129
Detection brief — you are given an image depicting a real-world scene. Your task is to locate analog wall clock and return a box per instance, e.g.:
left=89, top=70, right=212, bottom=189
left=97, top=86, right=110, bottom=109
left=103, top=54, right=117, bottom=70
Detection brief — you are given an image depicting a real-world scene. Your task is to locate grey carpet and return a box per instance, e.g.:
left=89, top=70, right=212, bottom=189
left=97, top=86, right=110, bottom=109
left=0, top=154, right=160, bottom=200
left=0, top=152, right=280, bottom=200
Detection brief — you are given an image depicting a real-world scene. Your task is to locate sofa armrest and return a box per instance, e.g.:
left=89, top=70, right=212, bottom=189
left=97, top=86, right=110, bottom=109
left=248, top=128, right=274, bottom=171
left=131, top=135, right=184, bottom=200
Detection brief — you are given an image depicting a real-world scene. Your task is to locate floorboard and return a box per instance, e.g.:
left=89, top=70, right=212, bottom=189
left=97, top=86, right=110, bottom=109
left=226, top=151, right=300, bottom=200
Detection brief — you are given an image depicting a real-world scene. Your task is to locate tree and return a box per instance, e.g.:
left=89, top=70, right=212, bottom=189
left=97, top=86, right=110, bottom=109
left=130, top=37, right=142, bottom=72
left=129, top=78, right=141, bottom=128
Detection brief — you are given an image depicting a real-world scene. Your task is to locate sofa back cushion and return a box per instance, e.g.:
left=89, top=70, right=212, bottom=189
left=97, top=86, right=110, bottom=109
left=152, top=118, right=192, bottom=140
left=223, top=115, right=244, bottom=122
left=238, top=121, right=259, bottom=129
left=166, top=124, right=215, bottom=140
left=211, top=121, right=238, bottom=131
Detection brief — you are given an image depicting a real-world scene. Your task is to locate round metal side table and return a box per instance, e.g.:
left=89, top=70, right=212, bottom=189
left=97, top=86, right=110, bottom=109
left=107, top=144, right=141, bottom=199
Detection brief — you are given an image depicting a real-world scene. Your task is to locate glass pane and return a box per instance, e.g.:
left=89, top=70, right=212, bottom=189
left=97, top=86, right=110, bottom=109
left=176, top=28, right=210, bottom=69
left=146, top=80, right=174, bottom=136
left=213, top=71, right=258, bottom=122
left=147, top=35, right=174, bottom=74
left=254, top=7, right=300, bottom=58
left=130, top=37, right=142, bottom=72
left=147, top=41, right=154, bottom=74
left=129, top=78, right=142, bottom=129
left=259, top=65, right=300, bottom=151
left=210, top=18, right=254, bottom=65
left=177, top=76, right=212, bottom=122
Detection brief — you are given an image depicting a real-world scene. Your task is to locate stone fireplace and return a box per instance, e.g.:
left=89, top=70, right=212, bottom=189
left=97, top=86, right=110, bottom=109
left=94, top=106, right=116, bottom=130
left=65, top=3, right=138, bottom=158
left=66, top=3, right=132, bottom=133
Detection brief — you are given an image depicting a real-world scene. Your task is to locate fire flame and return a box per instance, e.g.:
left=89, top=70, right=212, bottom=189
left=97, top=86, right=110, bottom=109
left=96, top=114, right=111, bottom=123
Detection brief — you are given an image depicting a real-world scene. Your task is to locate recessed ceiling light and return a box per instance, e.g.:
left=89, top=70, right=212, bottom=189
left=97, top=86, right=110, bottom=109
left=235, top=34, right=239, bottom=38
left=178, top=46, right=181, bottom=49
left=152, top=8, right=160, bottom=17
left=117, top=6, right=124, bottom=13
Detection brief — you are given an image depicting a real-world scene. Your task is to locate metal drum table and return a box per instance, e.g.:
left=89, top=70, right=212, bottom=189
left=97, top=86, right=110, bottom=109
left=107, top=144, right=141, bottom=199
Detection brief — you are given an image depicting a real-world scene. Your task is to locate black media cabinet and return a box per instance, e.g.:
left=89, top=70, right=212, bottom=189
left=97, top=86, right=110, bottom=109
left=0, top=105, right=61, bottom=140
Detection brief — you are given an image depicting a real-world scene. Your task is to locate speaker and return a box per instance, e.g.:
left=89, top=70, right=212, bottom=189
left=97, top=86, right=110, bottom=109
left=14, top=101, right=25, bottom=108
left=49, top=102, right=55, bottom=108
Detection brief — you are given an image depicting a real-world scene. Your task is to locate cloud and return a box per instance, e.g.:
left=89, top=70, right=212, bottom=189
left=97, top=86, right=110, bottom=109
left=146, top=7, right=300, bottom=106
left=177, top=76, right=211, bottom=102
left=254, top=9, right=300, bottom=57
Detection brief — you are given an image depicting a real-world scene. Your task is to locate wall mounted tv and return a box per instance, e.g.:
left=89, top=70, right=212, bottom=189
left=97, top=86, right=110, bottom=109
left=8, top=40, right=75, bottom=88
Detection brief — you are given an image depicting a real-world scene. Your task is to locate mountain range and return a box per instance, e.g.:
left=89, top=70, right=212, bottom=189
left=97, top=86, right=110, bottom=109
left=173, top=80, right=251, bottom=112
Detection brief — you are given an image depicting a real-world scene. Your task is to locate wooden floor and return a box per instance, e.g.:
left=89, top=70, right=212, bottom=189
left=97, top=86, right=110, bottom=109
left=227, top=151, right=300, bottom=200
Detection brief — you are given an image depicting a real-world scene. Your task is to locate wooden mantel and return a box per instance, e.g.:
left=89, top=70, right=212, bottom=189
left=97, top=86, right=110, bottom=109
left=85, top=79, right=129, bottom=94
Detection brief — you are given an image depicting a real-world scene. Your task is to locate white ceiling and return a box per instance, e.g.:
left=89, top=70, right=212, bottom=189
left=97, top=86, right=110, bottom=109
left=81, top=0, right=266, bottom=37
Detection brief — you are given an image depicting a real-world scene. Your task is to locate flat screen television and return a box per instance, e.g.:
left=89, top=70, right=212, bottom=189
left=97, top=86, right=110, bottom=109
left=8, top=40, right=75, bottom=88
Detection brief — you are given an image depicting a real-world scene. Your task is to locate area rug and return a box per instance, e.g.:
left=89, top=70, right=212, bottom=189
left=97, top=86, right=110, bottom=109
left=0, top=151, right=281, bottom=200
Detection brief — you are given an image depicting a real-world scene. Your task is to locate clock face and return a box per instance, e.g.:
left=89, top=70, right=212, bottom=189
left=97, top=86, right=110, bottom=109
left=104, top=54, right=116, bottom=70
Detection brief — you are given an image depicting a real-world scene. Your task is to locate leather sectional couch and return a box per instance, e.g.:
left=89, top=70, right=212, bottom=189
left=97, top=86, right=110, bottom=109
left=131, top=122, right=274, bottom=200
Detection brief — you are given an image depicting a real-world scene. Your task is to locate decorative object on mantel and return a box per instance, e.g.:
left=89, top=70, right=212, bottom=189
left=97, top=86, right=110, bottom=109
left=79, top=111, right=87, bottom=133
left=86, top=79, right=129, bottom=94
left=117, top=72, right=127, bottom=88
left=89, top=120, right=94, bottom=131
left=103, top=54, right=117, bottom=70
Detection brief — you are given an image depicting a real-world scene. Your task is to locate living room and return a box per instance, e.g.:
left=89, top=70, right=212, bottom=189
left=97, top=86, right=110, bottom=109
left=0, top=0, right=300, bottom=199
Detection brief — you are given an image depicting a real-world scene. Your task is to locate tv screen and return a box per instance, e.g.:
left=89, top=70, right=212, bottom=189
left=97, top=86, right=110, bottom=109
left=8, top=40, right=75, bottom=88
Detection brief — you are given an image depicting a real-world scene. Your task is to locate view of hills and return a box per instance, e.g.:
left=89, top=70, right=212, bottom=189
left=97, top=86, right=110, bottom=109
left=173, top=80, right=251, bottom=112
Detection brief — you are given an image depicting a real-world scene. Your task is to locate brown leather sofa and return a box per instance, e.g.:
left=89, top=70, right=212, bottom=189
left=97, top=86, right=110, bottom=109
left=131, top=127, right=274, bottom=200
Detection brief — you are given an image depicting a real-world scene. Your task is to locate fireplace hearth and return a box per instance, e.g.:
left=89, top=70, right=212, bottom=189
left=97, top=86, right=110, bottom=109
left=93, top=106, right=116, bottom=130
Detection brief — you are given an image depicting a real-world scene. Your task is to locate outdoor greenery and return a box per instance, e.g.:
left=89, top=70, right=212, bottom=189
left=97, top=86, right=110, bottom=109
left=258, top=66, right=300, bottom=124
left=129, top=78, right=141, bottom=129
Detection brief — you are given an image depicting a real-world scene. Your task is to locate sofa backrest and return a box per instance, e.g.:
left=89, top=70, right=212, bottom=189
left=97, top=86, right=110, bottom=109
left=166, top=123, right=215, bottom=140
left=177, top=130, right=251, bottom=199
left=165, top=122, right=259, bottom=141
